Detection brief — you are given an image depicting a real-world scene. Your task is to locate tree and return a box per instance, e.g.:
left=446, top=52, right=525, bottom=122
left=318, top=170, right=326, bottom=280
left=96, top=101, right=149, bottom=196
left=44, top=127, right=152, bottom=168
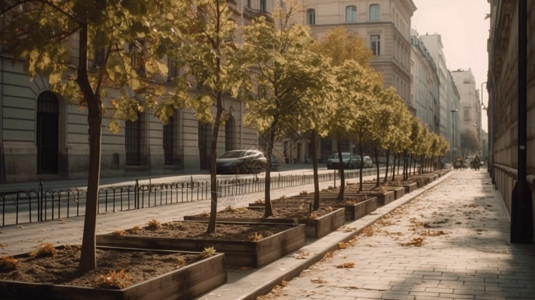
left=312, top=27, right=374, bottom=198
left=460, top=131, right=481, bottom=157
left=156, top=0, right=248, bottom=233
left=240, top=1, right=325, bottom=216
left=1, top=0, right=180, bottom=272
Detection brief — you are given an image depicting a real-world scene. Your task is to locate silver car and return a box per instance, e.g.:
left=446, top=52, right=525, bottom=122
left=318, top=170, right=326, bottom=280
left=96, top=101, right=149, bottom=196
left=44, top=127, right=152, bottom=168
left=216, top=150, right=267, bottom=174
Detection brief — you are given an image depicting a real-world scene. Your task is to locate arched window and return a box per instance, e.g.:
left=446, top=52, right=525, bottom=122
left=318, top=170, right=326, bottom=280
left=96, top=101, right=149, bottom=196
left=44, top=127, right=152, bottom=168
left=345, top=6, right=357, bottom=23
left=306, top=9, right=316, bottom=25
left=369, top=4, right=380, bottom=21
left=37, top=91, right=59, bottom=174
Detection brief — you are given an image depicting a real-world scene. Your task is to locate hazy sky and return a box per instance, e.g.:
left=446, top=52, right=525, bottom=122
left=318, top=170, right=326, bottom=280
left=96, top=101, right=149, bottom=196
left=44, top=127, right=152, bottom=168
left=411, top=0, right=490, bottom=131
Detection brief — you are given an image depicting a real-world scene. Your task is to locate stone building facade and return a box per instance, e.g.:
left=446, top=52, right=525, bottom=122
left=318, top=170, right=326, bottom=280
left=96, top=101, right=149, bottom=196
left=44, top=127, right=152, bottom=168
left=488, top=0, right=535, bottom=237
left=410, top=31, right=440, bottom=134
left=418, top=34, right=461, bottom=161
left=0, top=0, right=275, bottom=183
left=451, top=69, right=483, bottom=158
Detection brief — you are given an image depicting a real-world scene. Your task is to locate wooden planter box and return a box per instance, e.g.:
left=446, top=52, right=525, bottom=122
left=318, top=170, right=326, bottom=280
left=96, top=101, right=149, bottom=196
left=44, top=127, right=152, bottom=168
left=97, top=224, right=306, bottom=268
left=393, top=187, right=405, bottom=199
left=184, top=208, right=345, bottom=239
left=362, top=191, right=395, bottom=206
left=404, top=182, right=417, bottom=193
left=0, top=248, right=226, bottom=300
left=343, top=197, right=377, bottom=220
left=256, top=194, right=375, bottom=221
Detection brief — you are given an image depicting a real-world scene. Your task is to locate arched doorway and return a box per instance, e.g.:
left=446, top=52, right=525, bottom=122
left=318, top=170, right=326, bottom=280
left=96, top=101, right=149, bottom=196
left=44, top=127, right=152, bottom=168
left=36, top=91, right=59, bottom=174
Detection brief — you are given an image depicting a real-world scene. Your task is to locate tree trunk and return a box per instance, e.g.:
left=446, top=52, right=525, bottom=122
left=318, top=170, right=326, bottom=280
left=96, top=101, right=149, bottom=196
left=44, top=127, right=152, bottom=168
left=311, top=132, right=320, bottom=210
left=383, top=149, right=391, bottom=184
left=358, top=140, right=364, bottom=192
left=373, top=148, right=380, bottom=187
left=336, top=140, right=345, bottom=201
left=78, top=24, right=102, bottom=273
left=206, top=90, right=223, bottom=233
left=263, top=123, right=277, bottom=217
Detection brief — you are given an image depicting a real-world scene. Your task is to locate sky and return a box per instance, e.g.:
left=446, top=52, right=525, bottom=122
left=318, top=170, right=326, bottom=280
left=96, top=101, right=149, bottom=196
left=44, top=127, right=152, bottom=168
left=411, top=0, right=490, bottom=131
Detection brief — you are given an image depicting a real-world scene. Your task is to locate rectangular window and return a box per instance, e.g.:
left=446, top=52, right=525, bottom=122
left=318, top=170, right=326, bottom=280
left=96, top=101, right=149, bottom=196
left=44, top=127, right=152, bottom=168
left=369, top=4, right=380, bottom=21
left=247, top=0, right=251, bottom=8
left=371, top=35, right=381, bottom=55
left=260, top=0, right=266, bottom=12
left=307, top=9, right=315, bottom=25
left=345, top=6, right=357, bottom=23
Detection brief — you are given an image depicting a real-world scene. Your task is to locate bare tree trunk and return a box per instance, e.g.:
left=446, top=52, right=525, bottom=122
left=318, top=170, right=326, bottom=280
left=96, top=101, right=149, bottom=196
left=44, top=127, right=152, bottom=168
left=336, top=140, right=346, bottom=201
left=311, top=132, right=320, bottom=210
left=206, top=91, right=223, bottom=233
left=263, top=123, right=277, bottom=217
left=383, top=149, right=391, bottom=184
left=78, top=24, right=101, bottom=273
left=373, top=147, right=380, bottom=187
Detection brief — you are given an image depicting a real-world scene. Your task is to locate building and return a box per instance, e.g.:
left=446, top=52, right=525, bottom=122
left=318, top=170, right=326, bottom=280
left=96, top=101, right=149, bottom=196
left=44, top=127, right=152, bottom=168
left=451, top=69, right=483, bottom=158
left=487, top=0, right=534, bottom=239
left=0, top=1, right=276, bottom=183
left=296, top=0, right=416, bottom=159
left=418, top=34, right=461, bottom=161
left=410, top=30, right=440, bottom=133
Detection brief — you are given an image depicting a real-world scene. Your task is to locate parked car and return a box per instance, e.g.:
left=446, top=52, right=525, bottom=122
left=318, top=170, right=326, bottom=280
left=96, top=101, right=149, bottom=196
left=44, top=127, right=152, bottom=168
left=326, top=152, right=356, bottom=169
left=363, top=156, right=374, bottom=168
left=216, top=150, right=267, bottom=174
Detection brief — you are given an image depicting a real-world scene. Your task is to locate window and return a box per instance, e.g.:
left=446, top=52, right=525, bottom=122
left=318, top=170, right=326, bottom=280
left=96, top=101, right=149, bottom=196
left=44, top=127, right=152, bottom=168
left=37, top=91, right=59, bottom=174
left=345, top=6, right=357, bottom=23
left=167, top=57, right=179, bottom=81
left=369, top=4, right=380, bottom=21
left=306, top=9, right=315, bottom=25
left=93, top=48, right=105, bottom=69
left=260, top=0, right=266, bottom=12
left=225, top=114, right=236, bottom=152
left=125, top=113, right=141, bottom=166
left=163, top=116, right=175, bottom=165
left=371, top=35, right=381, bottom=55
left=247, top=0, right=251, bottom=8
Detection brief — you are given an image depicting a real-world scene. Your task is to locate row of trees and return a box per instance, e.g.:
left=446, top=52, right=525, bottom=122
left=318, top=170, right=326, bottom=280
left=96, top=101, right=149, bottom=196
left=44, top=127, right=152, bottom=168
left=1, top=0, right=448, bottom=273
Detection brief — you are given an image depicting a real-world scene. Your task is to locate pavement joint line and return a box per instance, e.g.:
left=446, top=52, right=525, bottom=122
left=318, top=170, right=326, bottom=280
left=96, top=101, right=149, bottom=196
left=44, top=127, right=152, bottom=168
left=199, top=171, right=454, bottom=300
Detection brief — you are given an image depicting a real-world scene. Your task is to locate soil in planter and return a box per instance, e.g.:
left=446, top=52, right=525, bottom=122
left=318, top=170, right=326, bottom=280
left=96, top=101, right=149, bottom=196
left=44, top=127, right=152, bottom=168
left=192, top=205, right=336, bottom=220
left=0, top=245, right=204, bottom=288
left=120, top=221, right=298, bottom=240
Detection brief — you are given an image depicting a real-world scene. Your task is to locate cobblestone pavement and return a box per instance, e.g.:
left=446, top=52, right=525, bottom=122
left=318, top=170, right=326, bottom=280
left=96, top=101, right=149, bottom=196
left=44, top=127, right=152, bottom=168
left=257, top=171, right=535, bottom=300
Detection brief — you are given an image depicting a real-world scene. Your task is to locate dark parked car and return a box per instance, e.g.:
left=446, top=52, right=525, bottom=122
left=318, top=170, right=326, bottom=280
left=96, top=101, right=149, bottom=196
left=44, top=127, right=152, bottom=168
left=326, top=152, right=356, bottom=169
left=216, top=150, right=267, bottom=174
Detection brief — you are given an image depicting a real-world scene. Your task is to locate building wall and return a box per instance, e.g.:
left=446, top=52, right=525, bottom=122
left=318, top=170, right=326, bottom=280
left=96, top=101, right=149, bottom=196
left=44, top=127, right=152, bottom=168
left=451, top=69, right=483, bottom=158
left=301, top=0, right=416, bottom=110
left=419, top=34, right=461, bottom=160
left=410, top=32, right=440, bottom=133
left=488, top=0, right=535, bottom=237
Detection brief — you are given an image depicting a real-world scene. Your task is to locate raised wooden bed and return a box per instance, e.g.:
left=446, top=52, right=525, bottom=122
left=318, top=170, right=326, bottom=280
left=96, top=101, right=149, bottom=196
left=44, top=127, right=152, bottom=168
left=97, top=224, right=306, bottom=268
left=258, top=194, right=376, bottom=221
left=404, top=182, right=417, bottom=193
left=184, top=207, right=345, bottom=239
left=392, top=187, right=405, bottom=199
left=0, top=247, right=226, bottom=300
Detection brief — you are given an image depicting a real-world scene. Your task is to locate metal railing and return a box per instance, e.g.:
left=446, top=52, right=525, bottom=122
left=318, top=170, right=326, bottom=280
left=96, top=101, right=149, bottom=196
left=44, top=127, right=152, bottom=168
left=0, top=169, right=370, bottom=227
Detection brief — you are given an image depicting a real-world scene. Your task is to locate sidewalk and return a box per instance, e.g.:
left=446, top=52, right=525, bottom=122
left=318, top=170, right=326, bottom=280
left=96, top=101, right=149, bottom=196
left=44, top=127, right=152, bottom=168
left=231, top=170, right=535, bottom=300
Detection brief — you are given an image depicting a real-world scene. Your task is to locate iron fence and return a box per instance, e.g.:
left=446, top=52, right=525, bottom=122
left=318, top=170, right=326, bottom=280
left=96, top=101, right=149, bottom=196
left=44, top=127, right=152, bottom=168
left=0, top=169, right=367, bottom=227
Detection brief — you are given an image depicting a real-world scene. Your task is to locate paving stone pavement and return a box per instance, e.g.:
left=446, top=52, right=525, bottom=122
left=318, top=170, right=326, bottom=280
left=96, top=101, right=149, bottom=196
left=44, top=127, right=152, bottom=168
left=254, top=171, right=535, bottom=300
